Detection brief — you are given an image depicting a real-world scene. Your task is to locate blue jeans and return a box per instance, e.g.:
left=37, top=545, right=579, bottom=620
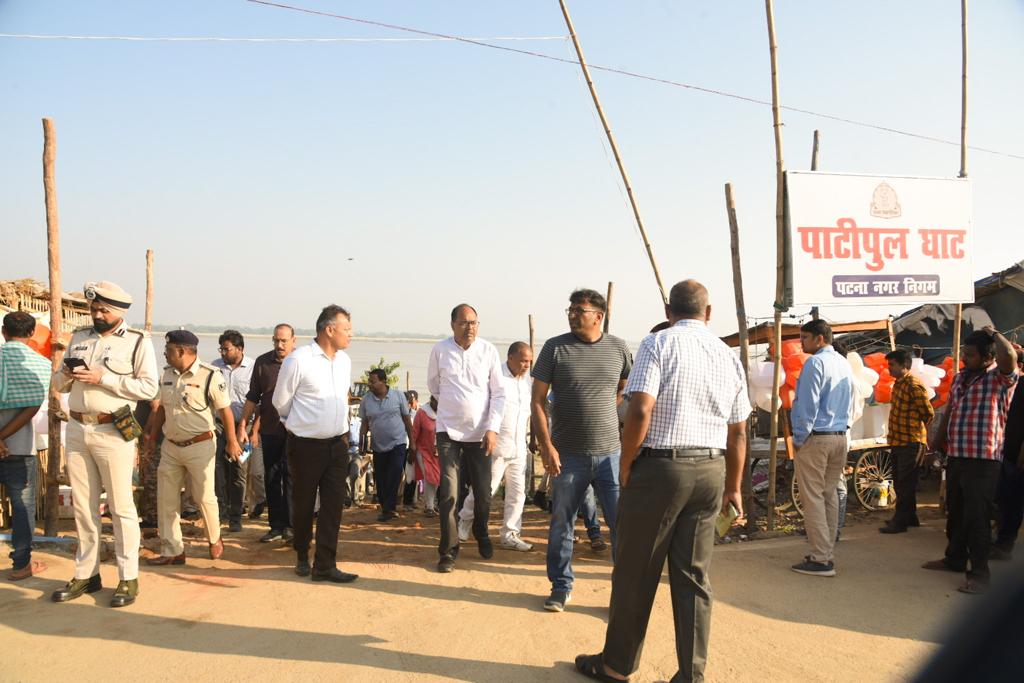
left=547, top=452, right=620, bottom=593
left=580, top=485, right=601, bottom=539
left=0, top=455, right=37, bottom=570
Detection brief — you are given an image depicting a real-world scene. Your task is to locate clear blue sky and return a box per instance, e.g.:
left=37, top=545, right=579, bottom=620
left=2, top=1, right=1022, bottom=341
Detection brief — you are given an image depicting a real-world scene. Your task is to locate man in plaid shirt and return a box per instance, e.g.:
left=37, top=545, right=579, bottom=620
left=879, top=349, right=934, bottom=534
left=924, top=327, right=1018, bottom=594
left=0, top=311, right=53, bottom=580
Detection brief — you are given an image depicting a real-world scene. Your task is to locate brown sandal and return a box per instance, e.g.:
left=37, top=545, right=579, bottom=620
left=8, top=560, right=47, bottom=581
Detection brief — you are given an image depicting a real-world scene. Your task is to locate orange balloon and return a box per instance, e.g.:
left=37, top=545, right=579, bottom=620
left=863, top=352, right=887, bottom=371
left=874, top=381, right=893, bottom=403
left=26, top=321, right=52, bottom=359
left=781, top=387, right=795, bottom=410
left=783, top=353, right=809, bottom=390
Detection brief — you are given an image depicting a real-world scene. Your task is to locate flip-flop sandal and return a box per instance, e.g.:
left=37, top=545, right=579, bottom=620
left=7, top=560, right=47, bottom=581
left=957, top=580, right=988, bottom=595
left=574, top=654, right=628, bottom=682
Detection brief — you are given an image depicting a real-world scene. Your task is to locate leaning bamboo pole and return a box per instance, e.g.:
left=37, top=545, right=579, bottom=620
left=810, top=130, right=821, bottom=321
left=145, top=249, right=154, bottom=332
left=951, top=0, right=968, bottom=375
left=42, top=117, right=64, bottom=536
left=528, top=314, right=535, bottom=366
left=558, top=0, right=668, bottom=306
left=725, top=183, right=754, bottom=524
left=765, top=0, right=787, bottom=529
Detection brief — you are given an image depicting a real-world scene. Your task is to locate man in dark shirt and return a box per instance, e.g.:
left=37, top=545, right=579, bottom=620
left=993, top=348, right=1024, bottom=560
left=531, top=288, right=633, bottom=613
left=238, top=323, right=296, bottom=543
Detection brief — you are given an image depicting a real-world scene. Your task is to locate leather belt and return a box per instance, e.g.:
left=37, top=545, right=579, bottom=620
left=641, top=447, right=725, bottom=459
left=288, top=432, right=349, bottom=445
left=811, top=430, right=847, bottom=436
left=70, top=411, right=114, bottom=425
left=167, top=431, right=214, bottom=448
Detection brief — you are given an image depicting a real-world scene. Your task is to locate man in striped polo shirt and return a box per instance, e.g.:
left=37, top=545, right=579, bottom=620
left=924, top=327, right=1018, bottom=594
left=531, top=288, right=633, bottom=613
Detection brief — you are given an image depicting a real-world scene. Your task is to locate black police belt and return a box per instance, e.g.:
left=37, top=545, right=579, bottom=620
left=639, top=447, right=725, bottom=459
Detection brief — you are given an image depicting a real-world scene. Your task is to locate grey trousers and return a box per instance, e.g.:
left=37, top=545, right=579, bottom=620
left=603, top=454, right=725, bottom=683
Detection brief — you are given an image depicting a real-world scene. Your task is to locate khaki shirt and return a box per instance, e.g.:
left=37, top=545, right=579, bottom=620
left=54, top=320, right=160, bottom=414
left=158, top=358, right=231, bottom=442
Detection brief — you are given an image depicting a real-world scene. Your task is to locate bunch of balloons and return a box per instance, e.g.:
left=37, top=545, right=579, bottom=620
left=931, top=356, right=961, bottom=407
left=749, top=339, right=810, bottom=411
left=863, top=353, right=895, bottom=403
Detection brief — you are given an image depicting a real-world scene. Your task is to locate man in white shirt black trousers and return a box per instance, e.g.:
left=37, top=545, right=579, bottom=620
left=272, top=305, right=358, bottom=584
left=427, top=304, right=505, bottom=573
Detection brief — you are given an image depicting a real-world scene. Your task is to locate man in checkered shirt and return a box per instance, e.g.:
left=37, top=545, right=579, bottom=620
left=879, top=349, right=935, bottom=534
left=574, top=280, right=750, bottom=683
left=924, top=326, right=1018, bottom=594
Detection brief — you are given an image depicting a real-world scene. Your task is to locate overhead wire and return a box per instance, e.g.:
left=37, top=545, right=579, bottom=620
left=0, top=32, right=567, bottom=43
left=242, top=0, right=1024, bottom=162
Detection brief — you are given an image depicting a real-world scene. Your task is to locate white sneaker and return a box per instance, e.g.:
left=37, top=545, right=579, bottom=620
left=458, top=518, right=471, bottom=542
left=500, top=533, right=533, bottom=551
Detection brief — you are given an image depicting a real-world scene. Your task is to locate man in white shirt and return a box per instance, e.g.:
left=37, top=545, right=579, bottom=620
left=427, top=304, right=505, bottom=573
left=458, top=341, right=534, bottom=551
left=272, top=305, right=358, bottom=584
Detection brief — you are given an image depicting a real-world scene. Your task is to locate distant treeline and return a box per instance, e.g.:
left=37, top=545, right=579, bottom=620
left=141, top=323, right=446, bottom=340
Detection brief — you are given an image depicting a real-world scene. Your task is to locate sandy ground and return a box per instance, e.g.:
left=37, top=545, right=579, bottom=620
left=1, top=489, right=1007, bottom=683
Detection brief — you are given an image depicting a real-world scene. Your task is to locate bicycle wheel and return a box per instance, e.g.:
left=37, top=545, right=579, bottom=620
left=854, top=448, right=896, bottom=511
left=790, top=470, right=803, bottom=517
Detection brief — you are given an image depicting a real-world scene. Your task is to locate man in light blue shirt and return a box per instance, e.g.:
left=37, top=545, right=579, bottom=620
left=790, top=320, right=853, bottom=577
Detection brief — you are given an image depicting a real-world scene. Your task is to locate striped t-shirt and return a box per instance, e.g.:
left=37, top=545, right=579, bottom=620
left=532, top=332, right=632, bottom=456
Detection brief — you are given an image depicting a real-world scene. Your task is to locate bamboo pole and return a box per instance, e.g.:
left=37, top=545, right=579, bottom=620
left=887, top=317, right=897, bottom=351
left=725, top=183, right=755, bottom=524
left=603, top=281, right=614, bottom=334
left=765, top=0, right=788, bottom=529
left=810, top=130, right=821, bottom=322
left=42, top=117, right=64, bottom=536
left=952, top=0, right=968, bottom=375
left=558, top=0, right=668, bottom=306
left=406, top=371, right=411, bottom=391
left=528, top=314, right=535, bottom=366
left=145, top=249, right=154, bottom=332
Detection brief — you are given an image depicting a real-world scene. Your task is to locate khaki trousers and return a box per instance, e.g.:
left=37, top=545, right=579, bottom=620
left=157, top=438, right=220, bottom=556
left=66, top=421, right=141, bottom=580
left=794, top=434, right=848, bottom=563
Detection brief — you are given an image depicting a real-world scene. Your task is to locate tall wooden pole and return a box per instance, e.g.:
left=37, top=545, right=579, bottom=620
left=951, top=0, right=968, bottom=375
left=145, top=249, right=154, bottom=332
left=406, top=371, right=411, bottom=391
left=810, top=129, right=821, bottom=321
left=558, top=0, right=668, bottom=306
left=765, top=0, right=788, bottom=529
left=726, top=183, right=754, bottom=523
left=42, top=118, right=64, bottom=536
left=528, top=314, right=535, bottom=366
left=603, top=281, right=614, bottom=334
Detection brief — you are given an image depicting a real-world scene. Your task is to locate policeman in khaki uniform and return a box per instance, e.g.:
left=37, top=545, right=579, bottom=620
left=52, top=281, right=159, bottom=608
left=143, top=330, right=242, bottom=565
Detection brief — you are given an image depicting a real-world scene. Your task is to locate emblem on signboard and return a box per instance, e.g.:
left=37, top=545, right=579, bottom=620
left=870, top=181, right=901, bottom=219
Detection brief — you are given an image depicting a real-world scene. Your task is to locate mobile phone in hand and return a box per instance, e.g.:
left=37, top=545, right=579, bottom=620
left=64, top=357, right=89, bottom=372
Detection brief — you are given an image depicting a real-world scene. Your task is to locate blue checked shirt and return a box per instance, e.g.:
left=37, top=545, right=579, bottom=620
left=625, top=319, right=752, bottom=449
left=0, top=341, right=52, bottom=409
left=790, top=346, right=853, bottom=447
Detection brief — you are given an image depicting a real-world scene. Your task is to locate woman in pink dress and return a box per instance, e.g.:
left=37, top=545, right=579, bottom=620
left=412, top=396, right=440, bottom=515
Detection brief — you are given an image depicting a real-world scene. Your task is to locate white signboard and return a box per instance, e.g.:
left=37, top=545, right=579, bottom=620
left=786, top=171, right=973, bottom=306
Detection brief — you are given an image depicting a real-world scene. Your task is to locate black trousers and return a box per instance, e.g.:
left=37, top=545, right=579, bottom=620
left=215, top=431, right=246, bottom=524
left=603, top=454, right=725, bottom=683
left=287, top=433, right=349, bottom=572
left=995, top=455, right=1024, bottom=549
left=945, top=457, right=1001, bottom=583
left=261, top=433, right=292, bottom=532
left=372, top=445, right=406, bottom=514
left=436, top=432, right=492, bottom=557
left=891, top=444, right=923, bottom=527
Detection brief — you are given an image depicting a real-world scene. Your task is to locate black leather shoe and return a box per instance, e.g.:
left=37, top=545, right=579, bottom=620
left=228, top=520, right=243, bottom=533
left=110, top=579, right=139, bottom=608
left=52, top=575, right=102, bottom=602
left=879, top=523, right=908, bottom=534
left=478, top=537, right=494, bottom=559
left=311, top=568, right=358, bottom=583
left=260, top=529, right=284, bottom=543
left=295, top=560, right=311, bottom=577
left=282, top=528, right=295, bottom=542
left=438, top=555, right=456, bottom=573
left=248, top=502, right=266, bottom=520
